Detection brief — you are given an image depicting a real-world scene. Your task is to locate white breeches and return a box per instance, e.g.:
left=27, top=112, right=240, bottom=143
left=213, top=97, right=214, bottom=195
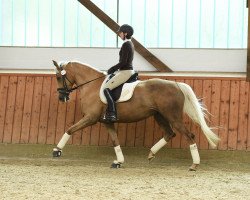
left=104, top=70, right=134, bottom=90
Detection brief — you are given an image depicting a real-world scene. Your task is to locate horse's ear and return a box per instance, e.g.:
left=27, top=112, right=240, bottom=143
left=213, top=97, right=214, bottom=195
left=52, top=60, right=60, bottom=71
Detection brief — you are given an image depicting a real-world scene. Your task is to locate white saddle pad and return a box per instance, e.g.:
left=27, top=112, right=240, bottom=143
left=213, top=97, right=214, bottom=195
left=100, top=76, right=140, bottom=104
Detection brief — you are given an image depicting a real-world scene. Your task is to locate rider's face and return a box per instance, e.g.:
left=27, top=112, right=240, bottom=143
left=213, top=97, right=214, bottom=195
left=118, top=32, right=127, bottom=40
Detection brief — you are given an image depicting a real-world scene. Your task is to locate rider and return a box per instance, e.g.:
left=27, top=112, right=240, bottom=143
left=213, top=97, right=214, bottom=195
left=103, top=24, right=135, bottom=123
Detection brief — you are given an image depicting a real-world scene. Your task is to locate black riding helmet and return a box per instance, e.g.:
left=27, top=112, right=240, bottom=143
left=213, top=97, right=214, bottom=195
left=117, top=24, right=134, bottom=39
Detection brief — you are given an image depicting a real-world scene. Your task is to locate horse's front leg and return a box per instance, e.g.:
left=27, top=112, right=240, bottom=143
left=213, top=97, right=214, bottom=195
left=53, top=115, right=96, bottom=157
left=105, top=123, right=124, bottom=168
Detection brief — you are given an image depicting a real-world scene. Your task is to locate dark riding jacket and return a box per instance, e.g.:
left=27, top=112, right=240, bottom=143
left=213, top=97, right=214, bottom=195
left=108, top=40, right=134, bottom=74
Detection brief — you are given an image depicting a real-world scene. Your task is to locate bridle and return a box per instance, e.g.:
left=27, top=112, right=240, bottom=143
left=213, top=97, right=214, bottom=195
left=56, top=66, right=106, bottom=102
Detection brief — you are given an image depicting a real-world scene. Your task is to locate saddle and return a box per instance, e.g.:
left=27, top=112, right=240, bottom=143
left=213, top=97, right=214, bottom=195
left=100, top=73, right=140, bottom=104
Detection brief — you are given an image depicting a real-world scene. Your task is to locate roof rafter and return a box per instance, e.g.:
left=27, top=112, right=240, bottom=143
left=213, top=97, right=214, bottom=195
left=78, top=0, right=172, bottom=72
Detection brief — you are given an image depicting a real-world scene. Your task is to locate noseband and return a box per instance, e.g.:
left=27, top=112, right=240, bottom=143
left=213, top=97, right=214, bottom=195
left=57, top=69, right=73, bottom=101
left=57, top=68, right=105, bottom=101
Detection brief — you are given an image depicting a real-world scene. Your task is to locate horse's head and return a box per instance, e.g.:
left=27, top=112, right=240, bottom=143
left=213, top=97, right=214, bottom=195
left=53, top=60, right=75, bottom=102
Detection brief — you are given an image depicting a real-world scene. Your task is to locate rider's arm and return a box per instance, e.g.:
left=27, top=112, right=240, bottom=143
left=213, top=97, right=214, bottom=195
left=108, top=42, right=130, bottom=74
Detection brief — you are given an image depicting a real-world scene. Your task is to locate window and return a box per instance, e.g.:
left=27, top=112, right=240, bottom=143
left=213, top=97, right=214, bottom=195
left=0, top=0, right=247, bottom=48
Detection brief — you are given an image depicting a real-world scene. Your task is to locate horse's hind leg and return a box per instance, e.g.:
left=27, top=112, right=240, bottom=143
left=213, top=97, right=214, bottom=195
left=105, top=123, right=124, bottom=168
left=148, top=113, right=176, bottom=162
left=171, top=120, right=200, bottom=171
left=152, top=111, right=200, bottom=171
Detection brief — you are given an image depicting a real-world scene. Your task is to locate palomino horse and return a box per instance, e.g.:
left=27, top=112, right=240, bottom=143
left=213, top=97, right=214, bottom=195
left=52, top=61, right=220, bottom=171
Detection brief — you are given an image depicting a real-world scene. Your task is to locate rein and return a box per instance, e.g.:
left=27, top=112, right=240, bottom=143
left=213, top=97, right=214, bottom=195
left=59, top=68, right=106, bottom=93
left=56, top=64, right=106, bottom=102
left=69, top=75, right=106, bottom=92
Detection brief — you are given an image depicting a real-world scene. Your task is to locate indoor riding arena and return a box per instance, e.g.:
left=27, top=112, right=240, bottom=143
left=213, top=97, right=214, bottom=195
left=0, top=0, right=250, bottom=199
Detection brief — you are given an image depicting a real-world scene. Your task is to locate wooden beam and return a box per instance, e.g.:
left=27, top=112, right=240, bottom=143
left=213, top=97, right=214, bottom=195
left=247, top=0, right=250, bottom=81
left=78, top=0, right=172, bottom=72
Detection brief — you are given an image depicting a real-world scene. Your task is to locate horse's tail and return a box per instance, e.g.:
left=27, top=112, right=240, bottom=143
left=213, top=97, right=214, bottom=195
left=177, top=82, right=220, bottom=148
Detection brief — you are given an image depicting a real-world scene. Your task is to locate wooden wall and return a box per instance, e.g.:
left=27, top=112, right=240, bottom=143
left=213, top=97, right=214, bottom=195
left=0, top=73, right=249, bottom=151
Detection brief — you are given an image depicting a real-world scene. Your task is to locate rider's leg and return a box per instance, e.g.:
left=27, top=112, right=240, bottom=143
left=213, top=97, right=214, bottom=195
left=105, top=70, right=134, bottom=90
left=103, top=70, right=134, bottom=122
left=103, top=88, right=117, bottom=122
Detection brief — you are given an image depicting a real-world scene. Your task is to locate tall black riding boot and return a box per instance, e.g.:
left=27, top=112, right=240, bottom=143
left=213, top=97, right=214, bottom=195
left=103, top=88, right=117, bottom=122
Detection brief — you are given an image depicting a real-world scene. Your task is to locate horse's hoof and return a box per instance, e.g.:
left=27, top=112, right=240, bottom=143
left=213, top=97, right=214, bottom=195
left=53, top=148, right=62, bottom=157
left=148, top=155, right=155, bottom=163
left=111, top=162, right=121, bottom=169
left=189, top=164, right=199, bottom=171
left=148, top=151, right=155, bottom=163
left=189, top=167, right=196, bottom=171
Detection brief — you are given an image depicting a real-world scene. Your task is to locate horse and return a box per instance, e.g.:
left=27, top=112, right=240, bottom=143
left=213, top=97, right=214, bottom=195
left=52, top=60, right=220, bottom=171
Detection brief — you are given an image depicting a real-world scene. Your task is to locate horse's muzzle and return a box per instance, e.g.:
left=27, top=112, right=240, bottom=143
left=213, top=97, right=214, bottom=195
left=57, top=88, right=70, bottom=102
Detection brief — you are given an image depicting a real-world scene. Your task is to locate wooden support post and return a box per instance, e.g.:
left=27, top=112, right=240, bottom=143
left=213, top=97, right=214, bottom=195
left=247, top=0, right=250, bottom=81
left=78, top=0, right=172, bottom=72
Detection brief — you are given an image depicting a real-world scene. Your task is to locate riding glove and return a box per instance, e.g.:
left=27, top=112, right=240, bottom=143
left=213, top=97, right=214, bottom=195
left=107, top=67, right=116, bottom=75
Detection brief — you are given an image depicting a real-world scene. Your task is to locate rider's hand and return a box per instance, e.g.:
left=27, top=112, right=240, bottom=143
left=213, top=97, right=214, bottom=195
left=107, top=67, right=115, bottom=75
